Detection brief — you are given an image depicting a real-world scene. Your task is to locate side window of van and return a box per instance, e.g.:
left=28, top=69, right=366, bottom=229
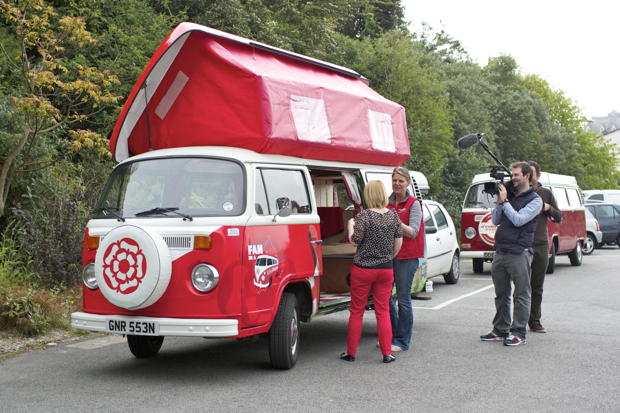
left=259, top=168, right=312, bottom=214
left=255, top=173, right=269, bottom=215
left=566, top=188, right=582, bottom=207
left=588, top=194, right=604, bottom=201
left=553, top=187, right=569, bottom=209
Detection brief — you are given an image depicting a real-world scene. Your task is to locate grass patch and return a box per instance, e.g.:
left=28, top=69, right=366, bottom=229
left=0, top=285, right=83, bottom=336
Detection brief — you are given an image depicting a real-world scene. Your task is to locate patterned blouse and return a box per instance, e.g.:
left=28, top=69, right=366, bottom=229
left=351, top=209, right=403, bottom=268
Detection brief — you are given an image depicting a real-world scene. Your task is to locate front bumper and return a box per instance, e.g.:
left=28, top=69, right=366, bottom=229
left=71, top=312, right=239, bottom=337
left=461, top=251, right=495, bottom=260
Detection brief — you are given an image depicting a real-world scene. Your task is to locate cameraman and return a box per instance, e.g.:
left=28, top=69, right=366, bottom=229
left=480, top=162, right=542, bottom=346
left=526, top=161, right=562, bottom=334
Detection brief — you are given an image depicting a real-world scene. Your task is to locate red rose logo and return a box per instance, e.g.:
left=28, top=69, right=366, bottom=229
left=102, top=238, right=147, bottom=294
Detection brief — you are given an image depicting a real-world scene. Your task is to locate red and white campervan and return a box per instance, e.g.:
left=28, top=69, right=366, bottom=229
left=461, top=172, right=587, bottom=274
left=71, top=23, right=428, bottom=369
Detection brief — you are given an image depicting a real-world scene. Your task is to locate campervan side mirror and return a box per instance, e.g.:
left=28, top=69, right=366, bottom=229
left=425, top=226, right=438, bottom=234
left=273, top=197, right=293, bottom=222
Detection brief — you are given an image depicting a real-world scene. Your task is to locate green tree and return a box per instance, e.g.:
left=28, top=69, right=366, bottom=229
left=0, top=0, right=120, bottom=216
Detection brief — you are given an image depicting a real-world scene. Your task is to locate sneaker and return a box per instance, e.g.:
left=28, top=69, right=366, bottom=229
left=503, top=335, right=526, bottom=346
left=529, top=322, right=546, bottom=333
left=480, top=331, right=504, bottom=341
left=391, top=345, right=404, bottom=352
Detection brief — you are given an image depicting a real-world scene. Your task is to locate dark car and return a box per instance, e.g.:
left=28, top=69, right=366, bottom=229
left=585, top=202, right=620, bottom=248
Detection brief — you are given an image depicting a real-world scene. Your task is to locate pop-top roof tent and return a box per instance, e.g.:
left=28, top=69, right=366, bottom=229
left=109, top=23, right=410, bottom=166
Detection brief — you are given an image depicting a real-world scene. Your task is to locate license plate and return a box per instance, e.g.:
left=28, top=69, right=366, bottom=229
left=483, top=252, right=495, bottom=259
left=105, top=318, right=159, bottom=336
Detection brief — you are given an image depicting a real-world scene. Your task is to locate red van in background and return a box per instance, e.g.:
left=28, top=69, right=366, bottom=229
left=460, top=172, right=586, bottom=274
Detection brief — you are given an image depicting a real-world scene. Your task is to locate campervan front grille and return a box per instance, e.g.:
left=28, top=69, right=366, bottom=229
left=163, top=236, right=192, bottom=249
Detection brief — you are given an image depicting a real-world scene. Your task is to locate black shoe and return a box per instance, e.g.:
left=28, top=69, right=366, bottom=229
left=383, top=354, right=396, bottom=363
left=340, top=352, right=355, bottom=362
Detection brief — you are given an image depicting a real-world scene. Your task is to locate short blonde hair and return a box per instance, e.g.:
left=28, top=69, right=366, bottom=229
left=364, top=180, right=388, bottom=209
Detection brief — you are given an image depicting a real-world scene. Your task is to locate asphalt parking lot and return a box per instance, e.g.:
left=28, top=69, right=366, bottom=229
left=1, top=247, right=619, bottom=412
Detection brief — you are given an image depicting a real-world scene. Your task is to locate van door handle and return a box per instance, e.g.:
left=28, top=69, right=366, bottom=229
left=310, top=240, right=323, bottom=244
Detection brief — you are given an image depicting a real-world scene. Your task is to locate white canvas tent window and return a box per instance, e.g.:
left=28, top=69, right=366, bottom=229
left=368, top=109, right=395, bottom=153
left=290, top=95, right=332, bottom=143
left=155, top=70, right=189, bottom=120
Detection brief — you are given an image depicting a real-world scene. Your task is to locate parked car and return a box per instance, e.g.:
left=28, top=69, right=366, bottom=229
left=583, top=190, right=620, bottom=205
left=423, top=200, right=460, bottom=284
left=585, top=202, right=620, bottom=248
left=583, top=208, right=603, bottom=255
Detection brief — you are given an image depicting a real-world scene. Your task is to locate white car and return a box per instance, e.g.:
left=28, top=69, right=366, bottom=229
left=583, top=208, right=603, bottom=255
left=423, top=200, right=460, bottom=284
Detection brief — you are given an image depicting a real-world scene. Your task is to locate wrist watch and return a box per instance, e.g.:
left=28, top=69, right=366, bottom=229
left=501, top=198, right=509, bottom=204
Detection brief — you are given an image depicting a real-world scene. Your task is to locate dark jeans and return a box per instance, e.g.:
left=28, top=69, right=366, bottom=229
left=388, top=258, right=418, bottom=350
left=529, top=243, right=549, bottom=326
left=491, top=250, right=532, bottom=340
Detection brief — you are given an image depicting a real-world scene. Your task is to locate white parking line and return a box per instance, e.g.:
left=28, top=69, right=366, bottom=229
left=66, top=335, right=126, bottom=349
left=413, top=284, right=494, bottom=310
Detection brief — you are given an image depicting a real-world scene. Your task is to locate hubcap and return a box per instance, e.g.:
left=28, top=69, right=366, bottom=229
left=290, top=310, right=298, bottom=353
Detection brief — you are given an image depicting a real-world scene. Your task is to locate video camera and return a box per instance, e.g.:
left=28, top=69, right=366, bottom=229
left=456, top=133, right=514, bottom=196
left=484, top=165, right=514, bottom=196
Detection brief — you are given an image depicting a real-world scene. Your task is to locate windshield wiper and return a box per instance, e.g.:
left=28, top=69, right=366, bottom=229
left=134, top=207, right=193, bottom=221
left=93, top=207, right=126, bottom=222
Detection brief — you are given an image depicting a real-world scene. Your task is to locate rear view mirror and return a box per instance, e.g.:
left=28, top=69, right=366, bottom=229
left=425, top=226, right=437, bottom=234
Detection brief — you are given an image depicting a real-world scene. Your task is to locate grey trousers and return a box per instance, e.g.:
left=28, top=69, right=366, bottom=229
left=491, top=250, right=533, bottom=340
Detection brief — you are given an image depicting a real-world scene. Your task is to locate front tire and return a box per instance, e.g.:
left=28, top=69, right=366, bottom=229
left=127, top=335, right=164, bottom=358
left=583, top=233, right=597, bottom=255
left=546, top=243, right=556, bottom=274
left=568, top=241, right=583, bottom=266
left=473, top=258, right=484, bottom=274
left=444, top=252, right=460, bottom=284
left=269, top=292, right=299, bottom=369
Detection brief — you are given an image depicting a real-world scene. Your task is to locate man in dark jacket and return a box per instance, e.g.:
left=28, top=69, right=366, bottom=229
left=480, top=162, right=542, bottom=346
left=526, top=161, right=562, bottom=333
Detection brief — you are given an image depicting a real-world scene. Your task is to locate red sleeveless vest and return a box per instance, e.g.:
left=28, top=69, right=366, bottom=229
left=388, top=195, right=425, bottom=260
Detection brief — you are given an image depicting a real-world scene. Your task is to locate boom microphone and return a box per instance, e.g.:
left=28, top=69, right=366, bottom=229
left=457, top=133, right=480, bottom=150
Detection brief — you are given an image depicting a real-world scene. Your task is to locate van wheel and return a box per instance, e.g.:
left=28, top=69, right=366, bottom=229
left=546, top=243, right=556, bottom=274
left=127, top=335, right=164, bottom=358
left=444, top=252, right=460, bottom=284
left=473, top=258, right=484, bottom=274
left=269, top=293, right=299, bottom=369
left=568, top=241, right=583, bottom=266
left=583, top=233, right=596, bottom=255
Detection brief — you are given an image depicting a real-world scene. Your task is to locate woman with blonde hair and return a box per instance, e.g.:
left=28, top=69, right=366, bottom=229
left=340, top=180, right=403, bottom=363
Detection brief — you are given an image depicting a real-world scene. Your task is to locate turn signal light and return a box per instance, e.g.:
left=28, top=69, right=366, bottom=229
left=87, top=236, right=100, bottom=250
left=194, top=235, right=212, bottom=250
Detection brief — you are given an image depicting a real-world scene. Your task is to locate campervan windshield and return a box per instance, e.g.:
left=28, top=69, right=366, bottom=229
left=463, top=183, right=497, bottom=209
left=94, top=157, right=245, bottom=219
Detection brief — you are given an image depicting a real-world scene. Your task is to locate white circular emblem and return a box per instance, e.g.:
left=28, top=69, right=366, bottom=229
left=223, top=202, right=233, bottom=212
left=95, top=225, right=172, bottom=310
left=478, top=213, right=498, bottom=247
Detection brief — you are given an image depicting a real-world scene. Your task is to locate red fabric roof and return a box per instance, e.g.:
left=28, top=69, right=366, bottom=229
left=109, top=23, right=410, bottom=166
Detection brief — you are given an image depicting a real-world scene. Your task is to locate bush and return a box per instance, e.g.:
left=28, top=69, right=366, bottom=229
left=0, top=222, right=34, bottom=290
left=0, top=286, right=82, bottom=336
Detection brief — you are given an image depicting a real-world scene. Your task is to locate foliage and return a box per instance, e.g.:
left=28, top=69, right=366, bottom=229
left=0, top=285, right=82, bottom=336
left=0, top=222, right=34, bottom=289
left=1, top=288, right=49, bottom=335
left=0, top=0, right=121, bottom=216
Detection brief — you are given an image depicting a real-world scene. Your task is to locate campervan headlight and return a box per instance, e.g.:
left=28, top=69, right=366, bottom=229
left=82, top=263, right=98, bottom=289
left=464, top=227, right=477, bottom=239
left=191, top=264, right=219, bottom=292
